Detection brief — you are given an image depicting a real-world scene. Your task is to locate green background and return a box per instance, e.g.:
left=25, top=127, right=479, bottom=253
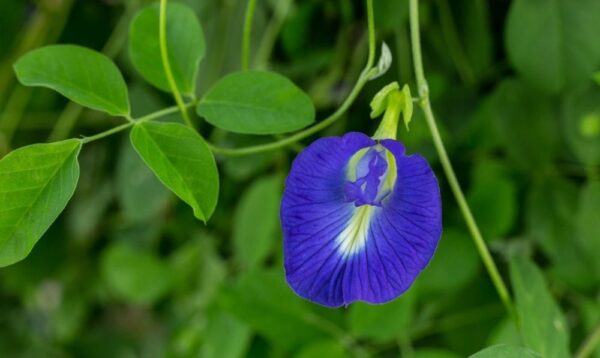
left=0, top=0, right=599, bottom=356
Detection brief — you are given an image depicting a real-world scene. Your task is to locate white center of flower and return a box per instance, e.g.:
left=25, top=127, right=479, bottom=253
left=337, top=204, right=375, bottom=257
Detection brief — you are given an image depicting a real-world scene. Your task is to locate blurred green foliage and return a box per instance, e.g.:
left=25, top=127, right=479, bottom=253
left=0, top=0, right=599, bottom=357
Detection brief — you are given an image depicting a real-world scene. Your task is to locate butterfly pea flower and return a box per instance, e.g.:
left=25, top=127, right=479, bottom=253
left=280, top=85, right=442, bottom=307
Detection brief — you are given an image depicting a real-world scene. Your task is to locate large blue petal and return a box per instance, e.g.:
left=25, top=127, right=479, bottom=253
left=281, top=133, right=441, bottom=307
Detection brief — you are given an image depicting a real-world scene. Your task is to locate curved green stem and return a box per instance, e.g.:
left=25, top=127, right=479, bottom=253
left=242, top=0, right=258, bottom=70
left=81, top=102, right=195, bottom=144
left=159, top=0, right=194, bottom=128
left=408, top=0, right=517, bottom=322
left=209, top=0, right=378, bottom=156
left=576, top=320, right=600, bottom=358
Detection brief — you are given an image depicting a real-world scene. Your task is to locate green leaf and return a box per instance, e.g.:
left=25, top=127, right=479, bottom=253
left=0, top=139, right=81, bottom=267
left=100, top=243, right=173, bottom=305
left=470, top=344, right=542, bottom=358
left=509, top=256, right=570, bottom=358
left=505, top=0, right=600, bottom=94
left=486, top=79, right=559, bottom=171
left=576, top=181, right=600, bottom=280
left=233, top=175, right=282, bottom=269
left=197, top=71, right=315, bottom=134
left=295, top=340, right=346, bottom=358
left=200, top=311, right=251, bottom=358
left=129, top=3, right=205, bottom=95
left=419, top=228, right=480, bottom=294
left=116, top=138, right=171, bottom=223
left=562, top=85, right=600, bottom=166
left=526, top=178, right=596, bottom=290
left=219, top=269, right=327, bottom=348
left=14, top=45, right=129, bottom=116
left=130, top=121, right=219, bottom=222
left=467, top=160, right=517, bottom=240
left=348, top=288, right=416, bottom=342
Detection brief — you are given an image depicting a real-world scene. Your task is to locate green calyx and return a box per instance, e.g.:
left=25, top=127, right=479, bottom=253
left=371, top=82, right=413, bottom=140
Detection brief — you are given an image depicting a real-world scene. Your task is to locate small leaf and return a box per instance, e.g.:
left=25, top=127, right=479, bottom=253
left=100, top=243, right=173, bottom=305
left=401, top=84, right=413, bottom=130
left=509, top=255, right=570, bottom=358
left=129, top=3, right=205, bottom=95
left=370, top=82, right=400, bottom=118
left=370, top=42, right=393, bottom=80
left=0, top=139, right=81, bottom=267
left=348, top=288, right=416, bottom=342
left=197, top=71, right=315, bottom=134
left=130, top=121, right=219, bottom=222
left=200, top=312, right=251, bottom=358
left=14, top=45, right=129, bottom=116
left=469, top=344, right=542, bottom=358
left=233, top=175, right=282, bottom=268
left=505, top=0, right=600, bottom=94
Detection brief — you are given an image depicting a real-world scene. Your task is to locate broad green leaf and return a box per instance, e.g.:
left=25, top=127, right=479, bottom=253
left=200, top=312, right=251, bottom=358
left=100, top=243, right=173, bottom=305
left=0, top=139, right=81, bottom=267
left=469, top=344, right=542, bottom=358
left=197, top=71, right=315, bottom=134
left=130, top=121, right=219, bottom=222
left=233, top=175, right=282, bottom=268
left=562, top=85, right=600, bottom=166
left=14, top=45, right=129, bottom=116
left=129, top=3, right=205, bottom=95
left=486, top=79, right=559, bottom=171
left=505, top=0, right=600, bottom=94
left=116, top=138, right=171, bottom=223
left=509, top=256, right=570, bottom=358
left=348, top=288, right=415, bottom=342
left=577, top=181, right=600, bottom=280
left=419, top=228, right=479, bottom=294
left=219, top=269, right=328, bottom=348
left=295, top=340, right=346, bottom=358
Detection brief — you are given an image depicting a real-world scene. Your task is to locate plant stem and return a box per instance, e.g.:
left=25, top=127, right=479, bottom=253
left=159, top=0, right=195, bottom=128
left=242, top=0, right=258, bottom=70
left=576, top=321, right=600, bottom=358
left=209, top=0, right=378, bottom=156
left=408, top=0, right=517, bottom=322
left=81, top=102, right=194, bottom=144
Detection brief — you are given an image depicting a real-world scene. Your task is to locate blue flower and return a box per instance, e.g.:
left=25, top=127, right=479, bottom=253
left=281, top=132, right=441, bottom=307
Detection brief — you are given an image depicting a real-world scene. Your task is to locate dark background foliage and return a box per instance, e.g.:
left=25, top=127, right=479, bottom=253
left=0, top=0, right=599, bottom=357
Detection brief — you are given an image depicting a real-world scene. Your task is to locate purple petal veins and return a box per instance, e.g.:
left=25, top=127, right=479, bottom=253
left=281, top=132, right=442, bottom=307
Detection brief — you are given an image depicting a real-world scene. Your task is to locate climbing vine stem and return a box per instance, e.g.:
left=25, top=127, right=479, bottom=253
left=408, top=0, right=517, bottom=323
